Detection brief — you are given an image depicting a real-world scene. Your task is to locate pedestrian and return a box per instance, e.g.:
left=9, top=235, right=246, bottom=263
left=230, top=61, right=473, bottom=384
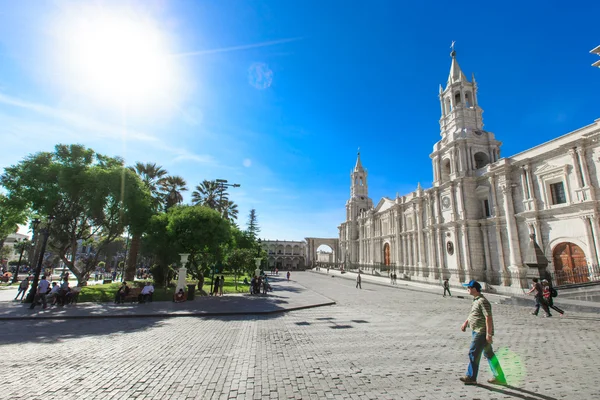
left=356, top=272, right=362, bottom=289
left=393, top=272, right=397, bottom=284
left=459, top=280, right=506, bottom=386
left=286, top=271, right=290, bottom=281
left=14, top=277, right=29, bottom=301
left=443, top=278, right=452, bottom=297
left=542, top=279, right=564, bottom=316
left=197, top=272, right=205, bottom=293
left=527, top=278, right=551, bottom=317
left=390, top=272, right=394, bottom=284
left=219, top=275, right=225, bottom=296
left=213, top=276, right=220, bottom=296
left=29, top=275, right=50, bottom=310
left=114, top=282, right=129, bottom=304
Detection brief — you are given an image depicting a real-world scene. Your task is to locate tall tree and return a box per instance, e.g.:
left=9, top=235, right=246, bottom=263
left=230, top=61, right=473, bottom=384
left=128, top=162, right=168, bottom=211
left=223, top=200, right=239, bottom=224
left=246, top=208, right=260, bottom=239
left=192, top=180, right=227, bottom=210
left=0, top=194, right=28, bottom=249
left=161, top=175, right=188, bottom=210
left=126, top=162, right=168, bottom=279
left=0, top=144, right=152, bottom=284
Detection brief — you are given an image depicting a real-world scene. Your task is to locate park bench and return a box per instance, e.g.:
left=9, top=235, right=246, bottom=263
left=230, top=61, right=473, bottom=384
left=123, top=287, right=142, bottom=303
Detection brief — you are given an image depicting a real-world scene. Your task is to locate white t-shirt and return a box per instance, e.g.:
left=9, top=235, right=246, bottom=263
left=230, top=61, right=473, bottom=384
left=141, top=285, right=154, bottom=295
left=38, top=279, right=50, bottom=293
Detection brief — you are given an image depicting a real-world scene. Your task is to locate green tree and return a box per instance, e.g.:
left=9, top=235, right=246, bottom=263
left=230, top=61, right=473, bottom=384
left=0, top=144, right=153, bottom=284
left=161, top=175, right=188, bottom=210
left=246, top=208, right=260, bottom=239
left=128, top=162, right=167, bottom=211
left=126, top=162, right=169, bottom=280
left=222, top=200, right=239, bottom=223
left=192, top=180, right=226, bottom=210
left=167, top=205, right=231, bottom=258
left=0, top=194, right=28, bottom=249
left=226, top=248, right=257, bottom=290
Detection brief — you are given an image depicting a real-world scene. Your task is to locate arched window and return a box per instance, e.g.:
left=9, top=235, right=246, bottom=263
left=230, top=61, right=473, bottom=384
left=446, top=98, right=452, bottom=112
left=473, top=152, right=490, bottom=169
left=454, top=92, right=461, bottom=105
left=441, top=158, right=452, bottom=181
left=465, top=91, right=472, bottom=107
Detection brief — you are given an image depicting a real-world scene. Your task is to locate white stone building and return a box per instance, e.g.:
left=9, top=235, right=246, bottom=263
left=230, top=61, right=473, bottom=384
left=261, top=240, right=307, bottom=270
left=339, top=50, right=600, bottom=292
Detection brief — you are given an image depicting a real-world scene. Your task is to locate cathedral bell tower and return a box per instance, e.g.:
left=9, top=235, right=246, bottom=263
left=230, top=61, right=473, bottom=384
left=345, top=151, right=373, bottom=242
left=432, top=46, right=502, bottom=185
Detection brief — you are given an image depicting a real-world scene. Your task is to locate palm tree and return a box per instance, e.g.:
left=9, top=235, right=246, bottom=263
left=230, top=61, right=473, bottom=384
left=128, top=162, right=167, bottom=212
left=192, top=180, right=228, bottom=210
left=161, top=176, right=188, bottom=210
left=223, top=200, right=239, bottom=223
left=126, top=162, right=168, bottom=280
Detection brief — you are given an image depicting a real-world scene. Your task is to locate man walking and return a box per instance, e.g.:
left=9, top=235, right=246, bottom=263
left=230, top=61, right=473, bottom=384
left=527, top=278, right=551, bottom=317
left=443, top=278, right=452, bottom=297
left=356, top=272, right=362, bottom=289
left=459, top=280, right=506, bottom=386
left=14, top=277, right=29, bottom=301
left=30, top=275, right=50, bottom=310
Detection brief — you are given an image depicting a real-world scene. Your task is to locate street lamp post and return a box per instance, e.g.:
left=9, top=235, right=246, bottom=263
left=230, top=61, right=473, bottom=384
left=25, top=216, right=54, bottom=304
left=215, top=179, right=240, bottom=218
left=11, top=238, right=28, bottom=284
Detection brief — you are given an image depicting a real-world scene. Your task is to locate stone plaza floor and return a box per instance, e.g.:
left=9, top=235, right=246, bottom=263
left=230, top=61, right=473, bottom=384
left=1, top=272, right=599, bottom=399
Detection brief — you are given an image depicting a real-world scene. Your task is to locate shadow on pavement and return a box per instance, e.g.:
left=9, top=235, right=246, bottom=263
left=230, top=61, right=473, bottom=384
left=0, top=313, right=288, bottom=345
left=478, top=384, right=558, bottom=400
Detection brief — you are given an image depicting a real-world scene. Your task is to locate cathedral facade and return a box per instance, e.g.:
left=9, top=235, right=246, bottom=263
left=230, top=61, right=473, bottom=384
left=338, top=50, right=600, bottom=292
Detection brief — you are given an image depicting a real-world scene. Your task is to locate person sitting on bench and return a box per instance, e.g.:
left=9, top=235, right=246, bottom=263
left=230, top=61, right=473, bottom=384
left=139, top=282, right=154, bottom=303
left=115, top=282, right=129, bottom=304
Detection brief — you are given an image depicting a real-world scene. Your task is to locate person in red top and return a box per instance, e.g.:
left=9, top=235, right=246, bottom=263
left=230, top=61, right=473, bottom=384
left=542, top=279, right=564, bottom=316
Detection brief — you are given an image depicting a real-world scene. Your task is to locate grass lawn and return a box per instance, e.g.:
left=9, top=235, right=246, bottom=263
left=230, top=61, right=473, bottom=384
left=78, top=274, right=251, bottom=303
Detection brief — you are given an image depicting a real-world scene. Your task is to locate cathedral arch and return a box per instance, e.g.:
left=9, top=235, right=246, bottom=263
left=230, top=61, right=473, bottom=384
left=383, top=242, right=391, bottom=266
left=473, top=152, right=490, bottom=169
left=465, top=91, right=472, bottom=107
left=551, top=241, right=589, bottom=285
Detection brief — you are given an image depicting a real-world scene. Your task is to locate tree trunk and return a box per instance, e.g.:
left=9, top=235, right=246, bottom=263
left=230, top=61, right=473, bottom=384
left=125, top=234, right=141, bottom=281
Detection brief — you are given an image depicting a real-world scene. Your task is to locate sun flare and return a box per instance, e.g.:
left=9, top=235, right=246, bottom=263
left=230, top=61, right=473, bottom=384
left=51, top=5, right=185, bottom=113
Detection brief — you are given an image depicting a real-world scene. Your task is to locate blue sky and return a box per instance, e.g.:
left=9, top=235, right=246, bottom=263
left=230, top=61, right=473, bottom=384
left=0, top=0, right=599, bottom=242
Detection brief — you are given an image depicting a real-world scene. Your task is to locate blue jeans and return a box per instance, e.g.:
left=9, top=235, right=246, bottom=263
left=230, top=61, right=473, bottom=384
left=467, top=331, right=505, bottom=381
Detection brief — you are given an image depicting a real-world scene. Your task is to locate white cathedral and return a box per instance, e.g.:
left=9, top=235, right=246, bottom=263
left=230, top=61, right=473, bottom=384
left=338, top=49, right=600, bottom=293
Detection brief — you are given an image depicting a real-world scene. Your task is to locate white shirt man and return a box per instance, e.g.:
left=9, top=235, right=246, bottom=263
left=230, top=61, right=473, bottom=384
left=141, top=284, right=154, bottom=295
left=140, top=283, right=154, bottom=303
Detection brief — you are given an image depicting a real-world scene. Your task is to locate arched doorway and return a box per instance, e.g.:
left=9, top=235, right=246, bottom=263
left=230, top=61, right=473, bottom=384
left=383, top=243, right=391, bottom=266
left=553, top=242, right=589, bottom=285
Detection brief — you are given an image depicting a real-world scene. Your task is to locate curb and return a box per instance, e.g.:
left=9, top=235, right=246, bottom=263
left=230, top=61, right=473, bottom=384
left=0, top=301, right=337, bottom=321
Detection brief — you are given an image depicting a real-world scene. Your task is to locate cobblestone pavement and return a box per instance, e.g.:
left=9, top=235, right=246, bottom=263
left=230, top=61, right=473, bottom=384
left=1, top=272, right=599, bottom=400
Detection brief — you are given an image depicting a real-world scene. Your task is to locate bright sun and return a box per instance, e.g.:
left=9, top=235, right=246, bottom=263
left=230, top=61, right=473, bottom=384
left=52, top=5, right=184, bottom=112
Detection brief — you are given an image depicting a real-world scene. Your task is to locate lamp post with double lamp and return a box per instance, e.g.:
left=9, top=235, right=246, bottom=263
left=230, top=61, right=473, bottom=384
left=25, top=216, right=54, bottom=304
left=215, top=179, right=240, bottom=218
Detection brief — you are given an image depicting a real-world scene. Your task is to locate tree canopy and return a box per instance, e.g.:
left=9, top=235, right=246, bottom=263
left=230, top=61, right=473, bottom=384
left=0, top=144, right=153, bottom=283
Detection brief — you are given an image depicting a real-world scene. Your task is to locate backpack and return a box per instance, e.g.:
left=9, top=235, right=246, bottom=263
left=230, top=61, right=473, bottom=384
left=551, top=288, right=558, bottom=298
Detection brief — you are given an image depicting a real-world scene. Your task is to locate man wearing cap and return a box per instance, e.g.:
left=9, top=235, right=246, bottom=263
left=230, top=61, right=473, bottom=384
left=459, top=280, right=506, bottom=386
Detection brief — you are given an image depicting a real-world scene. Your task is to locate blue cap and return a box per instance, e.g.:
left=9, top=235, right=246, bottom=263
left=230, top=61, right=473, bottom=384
left=462, top=280, right=482, bottom=291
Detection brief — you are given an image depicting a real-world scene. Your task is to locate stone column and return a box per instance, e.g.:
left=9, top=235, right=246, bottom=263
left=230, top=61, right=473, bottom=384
left=500, top=182, right=523, bottom=267
left=569, top=148, right=584, bottom=188
left=582, top=215, right=599, bottom=265
left=415, top=203, right=425, bottom=268
left=500, top=180, right=526, bottom=288
left=461, top=224, right=472, bottom=279
left=480, top=224, right=492, bottom=282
